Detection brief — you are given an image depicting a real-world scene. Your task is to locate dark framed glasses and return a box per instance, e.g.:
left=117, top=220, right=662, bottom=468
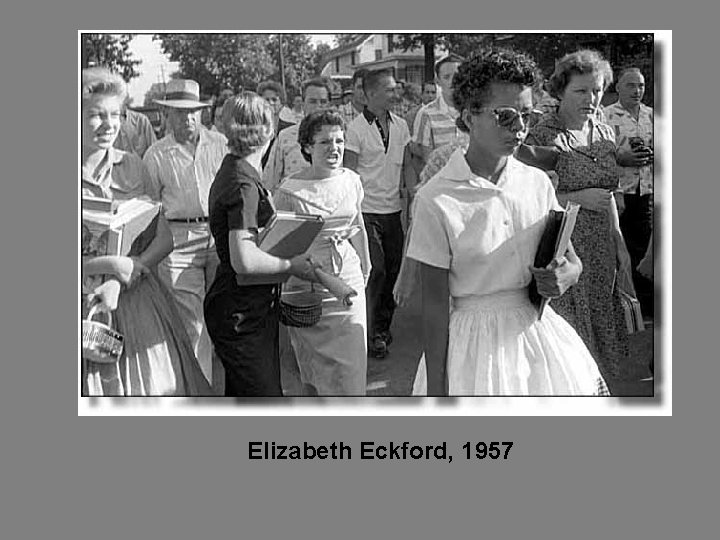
left=471, top=107, right=537, bottom=130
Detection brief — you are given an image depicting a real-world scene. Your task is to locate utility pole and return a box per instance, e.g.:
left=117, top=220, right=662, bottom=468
left=278, top=33, right=287, bottom=98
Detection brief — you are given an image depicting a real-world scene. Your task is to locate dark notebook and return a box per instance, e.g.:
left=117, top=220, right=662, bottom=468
left=235, top=211, right=324, bottom=286
left=529, top=202, right=580, bottom=319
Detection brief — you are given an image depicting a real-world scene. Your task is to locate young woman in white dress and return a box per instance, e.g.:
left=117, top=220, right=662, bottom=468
left=273, top=111, right=371, bottom=395
left=406, top=49, right=609, bottom=396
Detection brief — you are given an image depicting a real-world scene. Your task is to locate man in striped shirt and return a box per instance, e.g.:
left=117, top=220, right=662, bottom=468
left=411, top=54, right=468, bottom=169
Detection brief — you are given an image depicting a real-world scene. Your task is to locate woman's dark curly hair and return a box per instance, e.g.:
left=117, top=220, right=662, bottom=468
left=298, top=110, right=346, bottom=163
left=452, top=48, right=538, bottom=132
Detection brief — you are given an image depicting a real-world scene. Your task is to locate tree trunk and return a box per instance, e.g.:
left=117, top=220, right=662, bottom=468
left=423, top=34, right=435, bottom=83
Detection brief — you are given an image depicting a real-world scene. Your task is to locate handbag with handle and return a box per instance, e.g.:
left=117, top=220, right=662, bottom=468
left=618, top=288, right=645, bottom=334
left=82, top=304, right=124, bottom=363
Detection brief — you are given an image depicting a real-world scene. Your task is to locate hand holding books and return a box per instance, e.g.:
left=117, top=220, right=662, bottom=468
left=529, top=202, right=581, bottom=319
left=287, top=255, right=358, bottom=306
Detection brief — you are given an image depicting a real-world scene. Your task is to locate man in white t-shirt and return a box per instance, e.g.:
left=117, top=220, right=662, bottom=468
left=345, top=68, right=412, bottom=358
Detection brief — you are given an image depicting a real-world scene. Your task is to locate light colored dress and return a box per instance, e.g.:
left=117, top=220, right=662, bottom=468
left=82, top=148, right=211, bottom=396
left=406, top=149, right=608, bottom=396
left=273, top=168, right=368, bottom=395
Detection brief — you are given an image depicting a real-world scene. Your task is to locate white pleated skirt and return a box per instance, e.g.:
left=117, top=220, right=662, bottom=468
left=412, top=289, right=609, bottom=396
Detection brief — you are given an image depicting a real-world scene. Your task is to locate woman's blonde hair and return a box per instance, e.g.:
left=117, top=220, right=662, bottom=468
left=81, top=67, right=127, bottom=102
left=222, top=91, right=275, bottom=158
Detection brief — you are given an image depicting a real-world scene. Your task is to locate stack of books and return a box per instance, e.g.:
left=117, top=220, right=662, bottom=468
left=82, top=196, right=161, bottom=257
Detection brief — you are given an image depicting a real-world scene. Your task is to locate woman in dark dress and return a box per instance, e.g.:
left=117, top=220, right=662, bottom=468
left=204, top=92, right=319, bottom=397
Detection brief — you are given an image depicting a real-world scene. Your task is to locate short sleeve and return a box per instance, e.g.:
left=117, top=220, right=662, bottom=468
left=400, top=117, right=411, bottom=147
left=354, top=173, right=364, bottom=205
left=412, top=107, right=427, bottom=144
left=345, top=120, right=362, bottom=154
left=226, top=181, right=261, bottom=231
left=405, top=191, right=451, bottom=269
left=114, top=151, right=152, bottom=200
left=543, top=172, right=563, bottom=212
left=142, top=148, right=163, bottom=200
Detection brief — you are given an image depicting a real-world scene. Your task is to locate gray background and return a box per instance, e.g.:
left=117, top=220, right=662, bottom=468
left=1, top=0, right=712, bottom=538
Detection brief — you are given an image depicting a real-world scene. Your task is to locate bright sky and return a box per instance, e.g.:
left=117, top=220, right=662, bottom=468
left=127, top=33, right=335, bottom=106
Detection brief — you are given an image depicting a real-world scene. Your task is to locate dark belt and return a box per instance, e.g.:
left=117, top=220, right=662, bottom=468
left=168, top=216, right=208, bottom=223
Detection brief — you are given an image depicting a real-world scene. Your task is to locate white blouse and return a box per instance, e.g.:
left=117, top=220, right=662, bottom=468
left=406, top=148, right=562, bottom=300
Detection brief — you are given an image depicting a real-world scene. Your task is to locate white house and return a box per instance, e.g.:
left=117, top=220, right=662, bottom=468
left=320, top=33, right=438, bottom=86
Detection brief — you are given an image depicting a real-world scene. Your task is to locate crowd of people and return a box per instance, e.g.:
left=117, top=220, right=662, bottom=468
left=81, top=43, right=655, bottom=397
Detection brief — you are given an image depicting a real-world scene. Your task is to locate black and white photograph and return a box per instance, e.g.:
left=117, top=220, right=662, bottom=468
left=79, top=31, right=668, bottom=410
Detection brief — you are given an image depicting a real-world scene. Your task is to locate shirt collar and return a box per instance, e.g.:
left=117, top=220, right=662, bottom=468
left=166, top=127, right=208, bottom=150
left=538, top=111, right=601, bottom=133
left=81, top=148, right=125, bottom=186
left=435, top=93, right=458, bottom=115
left=608, top=101, right=652, bottom=119
left=362, top=107, right=393, bottom=125
left=442, top=147, right=516, bottom=191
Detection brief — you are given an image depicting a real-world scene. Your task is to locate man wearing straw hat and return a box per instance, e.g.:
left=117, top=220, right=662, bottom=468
left=143, top=79, right=227, bottom=390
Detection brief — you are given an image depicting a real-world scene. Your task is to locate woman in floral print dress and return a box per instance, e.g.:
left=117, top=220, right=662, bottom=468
left=526, top=50, right=634, bottom=383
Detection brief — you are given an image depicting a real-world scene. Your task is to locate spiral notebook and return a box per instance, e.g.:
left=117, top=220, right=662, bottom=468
left=529, top=202, right=580, bottom=319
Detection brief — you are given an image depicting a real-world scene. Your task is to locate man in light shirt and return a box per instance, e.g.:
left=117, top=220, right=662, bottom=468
left=114, top=105, right=157, bottom=158
left=345, top=68, right=412, bottom=358
left=262, top=78, right=332, bottom=191
left=604, top=67, right=654, bottom=314
left=411, top=54, right=468, bottom=169
left=143, top=79, right=227, bottom=388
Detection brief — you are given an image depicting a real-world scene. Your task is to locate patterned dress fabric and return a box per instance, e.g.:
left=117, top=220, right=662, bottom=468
left=526, top=113, right=632, bottom=380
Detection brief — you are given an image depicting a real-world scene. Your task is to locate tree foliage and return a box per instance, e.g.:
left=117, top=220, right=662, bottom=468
left=155, top=34, right=275, bottom=98
left=391, top=33, right=653, bottom=96
left=268, top=34, right=329, bottom=99
left=81, top=34, right=141, bottom=82
left=391, top=33, right=495, bottom=82
left=155, top=33, right=331, bottom=101
left=334, top=34, right=362, bottom=48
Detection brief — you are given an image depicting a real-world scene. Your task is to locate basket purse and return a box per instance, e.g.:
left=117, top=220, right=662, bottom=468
left=82, top=304, right=124, bottom=363
left=279, top=287, right=323, bottom=328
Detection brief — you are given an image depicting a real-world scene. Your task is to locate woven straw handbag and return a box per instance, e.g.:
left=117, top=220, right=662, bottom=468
left=82, top=305, right=124, bottom=363
left=279, top=289, right=323, bottom=328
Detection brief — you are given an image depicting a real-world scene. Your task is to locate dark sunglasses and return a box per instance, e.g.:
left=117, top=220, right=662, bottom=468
left=471, top=107, right=537, bottom=130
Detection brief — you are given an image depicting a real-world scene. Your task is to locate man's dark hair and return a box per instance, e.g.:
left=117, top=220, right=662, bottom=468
left=256, top=80, right=286, bottom=102
left=301, top=77, right=332, bottom=100
left=352, top=68, right=369, bottom=86
left=362, top=68, right=394, bottom=95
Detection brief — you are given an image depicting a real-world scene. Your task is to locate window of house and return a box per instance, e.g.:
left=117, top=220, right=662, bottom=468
left=335, top=58, right=340, bottom=73
left=387, top=33, right=394, bottom=53
left=375, top=49, right=382, bottom=61
left=351, top=52, right=356, bottom=65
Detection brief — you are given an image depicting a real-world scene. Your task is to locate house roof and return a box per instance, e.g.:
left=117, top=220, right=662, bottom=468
left=318, top=34, right=373, bottom=71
